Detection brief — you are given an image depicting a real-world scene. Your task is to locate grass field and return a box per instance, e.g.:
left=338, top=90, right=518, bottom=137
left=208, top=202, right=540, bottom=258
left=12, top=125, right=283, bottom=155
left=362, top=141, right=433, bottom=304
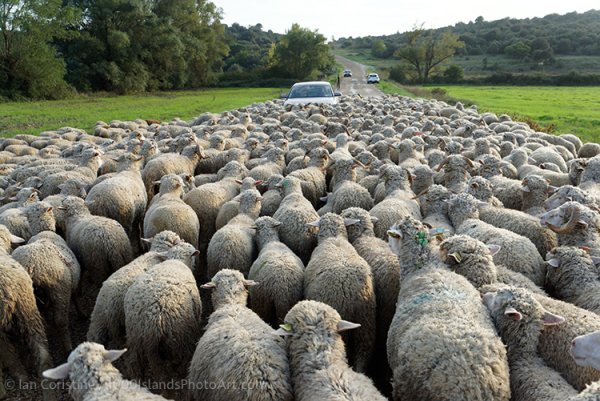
left=0, top=88, right=283, bottom=137
left=419, top=86, right=600, bottom=143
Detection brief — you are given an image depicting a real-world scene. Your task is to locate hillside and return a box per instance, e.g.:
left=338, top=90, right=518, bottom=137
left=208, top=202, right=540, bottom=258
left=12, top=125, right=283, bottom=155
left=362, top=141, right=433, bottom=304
left=333, top=9, right=600, bottom=80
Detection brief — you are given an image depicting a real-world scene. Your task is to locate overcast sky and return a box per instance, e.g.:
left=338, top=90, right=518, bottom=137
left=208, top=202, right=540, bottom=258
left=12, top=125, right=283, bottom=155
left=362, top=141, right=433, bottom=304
left=213, top=0, right=598, bottom=40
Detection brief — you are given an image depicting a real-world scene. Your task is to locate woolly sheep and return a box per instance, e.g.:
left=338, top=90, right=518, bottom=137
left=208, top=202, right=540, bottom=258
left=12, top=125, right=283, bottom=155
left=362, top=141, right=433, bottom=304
left=320, top=158, right=373, bottom=215
left=39, top=148, right=103, bottom=199
left=276, top=300, right=386, bottom=401
left=341, top=207, right=400, bottom=387
left=544, top=185, right=600, bottom=212
left=272, top=176, right=319, bottom=265
left=188, top=269, right=293, bottom=401
left=206, top=190, right=261, bottom=279
left=43, top=342, right=169, bottom=401
left=85, top=153, right=147, bottom=253
left=143, top=174, right=200, bottom=248
left=124, top=253, right=201, bottom=391
left=259, top=174, right=284, bottom=216
left=60, top=196, right=133, bottom=316
left=447, top=193, right=546, bottom=285
left=385, top=216, right=510, bottom=401
left=434, top=154, right=474, bottom=193
left=369, top=165, right=421, bottom=239
left=482, top=287, right=577, bottom=401
left=545, top=246, right=600, bottom=314
left=288, top=147, right=330, bottom=207
left=214, top=177, right=261, bottom=230
left=247, top=216, right=304, bottom=326
left=466, top=176, right=504, bottom=207
left=521, top=174, right=555, bottom=216
left=87, top=231, right=187, bottom=349
left=11, top=202, right=80, bottom=360
left=303, top=213, right=376, bottom=373
left=415, top=184, right=455, bottom=235
left=540, top=201, right=600, bottom=252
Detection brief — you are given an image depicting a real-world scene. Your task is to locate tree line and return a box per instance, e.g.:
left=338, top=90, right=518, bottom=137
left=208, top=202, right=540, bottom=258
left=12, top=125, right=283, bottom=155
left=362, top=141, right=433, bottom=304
left=0, top=1, right=334, bottom=100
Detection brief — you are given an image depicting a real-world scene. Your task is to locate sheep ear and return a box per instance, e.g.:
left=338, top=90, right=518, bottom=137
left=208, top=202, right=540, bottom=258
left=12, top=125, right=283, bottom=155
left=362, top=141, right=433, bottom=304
left=152, top=180, right=161, bottom=185
left=192, top=250, right=200, bottom=257
left=504, top=307, right=522, bottom=321
left=521, top=185, right=530, bottom=193
left=141, top=237, right=152, bottom=244
left=546, top=258, right=560, bottom=268
left=235, top=179, right=243, bottom=185
left=307, top=219, right=321, bottom=228
left=337, top=320, right=361, bottom=332
left=370, top=216, right=379, bottom=223
left=528, top=157, right=537, bottom=164
left=487, top=244, right=501, bottom=256
left=387, top=229, right=402, bottom=239
left=57, top=184, right=65, bottom=190
left=344, top=218, right=360, bottom=226
left=470, top=182, right=479, bottom=189
left=592, top=256, right=600, bottom=266
left=200, top=282, right=216, bottom=289
left=104, top=348, right=127, bottom=362
left=547, top=186, right=557, bottom=194
left=10, top=234, right=25, bottom=244
left=156, top=251, right=169, bottom=261
left=577, top=220, right=589, bottom=229
left=43, top=362, right=71, bottom=380
left=542, top=311, right=565, bottom=326
left=448, top=252, right=462, bottom=263
left=319, top=194, right=330, bottom=202
left=243, top=279, right=258, bottom=287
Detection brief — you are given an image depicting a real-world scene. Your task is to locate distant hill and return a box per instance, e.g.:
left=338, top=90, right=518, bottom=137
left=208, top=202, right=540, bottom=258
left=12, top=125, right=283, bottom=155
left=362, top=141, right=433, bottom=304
left=333, top=9, right=600, bottom=82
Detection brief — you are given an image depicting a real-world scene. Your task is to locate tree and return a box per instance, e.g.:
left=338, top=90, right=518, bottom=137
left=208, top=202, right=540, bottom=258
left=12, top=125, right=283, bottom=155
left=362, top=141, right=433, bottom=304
left=393, top=28, right=464, bottom=83
left=0, top=0, right=80, bottom=99
left=270, top=23, right=334, bottom=80
left=443, top=64, right=464, bottom=83
left=371, top=39, right=386, bottom=57
left=504, top=41, right=531, bottom=59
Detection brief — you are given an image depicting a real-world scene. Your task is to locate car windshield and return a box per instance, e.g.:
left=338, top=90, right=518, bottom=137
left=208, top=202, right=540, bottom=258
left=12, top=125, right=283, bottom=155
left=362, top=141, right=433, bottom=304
left=289, top=84, right=333, bottom=98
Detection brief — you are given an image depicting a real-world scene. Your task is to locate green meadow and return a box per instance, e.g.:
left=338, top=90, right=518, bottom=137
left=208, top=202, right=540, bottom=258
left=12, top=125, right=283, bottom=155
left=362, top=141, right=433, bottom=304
left=425, top=86, right=600, bottom=143
left=0, top=88, right=282, bottom=137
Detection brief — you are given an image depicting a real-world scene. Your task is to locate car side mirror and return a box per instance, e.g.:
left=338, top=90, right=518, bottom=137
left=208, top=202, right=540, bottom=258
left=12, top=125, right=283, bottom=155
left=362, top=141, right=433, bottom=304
left=280, top=92, right=289, bottom=99
left=334, top=91, right=342, bottom=96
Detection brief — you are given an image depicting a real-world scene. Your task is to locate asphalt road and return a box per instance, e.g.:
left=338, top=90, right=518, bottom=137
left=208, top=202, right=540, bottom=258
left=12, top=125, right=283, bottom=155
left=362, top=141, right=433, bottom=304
left=335, top=55, right=384, bottom=97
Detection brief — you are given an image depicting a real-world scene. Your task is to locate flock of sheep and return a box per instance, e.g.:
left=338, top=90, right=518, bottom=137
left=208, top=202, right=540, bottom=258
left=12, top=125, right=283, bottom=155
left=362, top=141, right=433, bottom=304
left=3, top=93, right=600, bottom=401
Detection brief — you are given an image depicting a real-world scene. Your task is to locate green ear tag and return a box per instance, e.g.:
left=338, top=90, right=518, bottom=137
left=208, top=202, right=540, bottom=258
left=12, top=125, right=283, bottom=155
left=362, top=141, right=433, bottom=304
left=416, top=231, right=428, bottom=247
left=279, top=323, right=292, bottom=332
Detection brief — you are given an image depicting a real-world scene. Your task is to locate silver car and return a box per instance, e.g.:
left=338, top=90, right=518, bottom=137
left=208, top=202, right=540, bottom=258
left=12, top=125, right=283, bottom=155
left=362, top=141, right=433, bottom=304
left=282, top=81, right=341, bottom=106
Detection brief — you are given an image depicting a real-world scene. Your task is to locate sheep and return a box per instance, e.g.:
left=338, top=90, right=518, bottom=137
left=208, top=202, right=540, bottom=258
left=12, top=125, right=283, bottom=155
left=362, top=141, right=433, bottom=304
left=466, top=176, right=504, bottom=207
left=482, top=282, right=600, bottom=391
left=521, top=174, right=555, bottom=216
left=540, top=201, right=600, bottom=252
left=438, top=234, right=546, bottom=295
left=124, top=253, right=201, bottom=391
left=530, top=146, right=569, bottom=172
left=247, top=147, right=286, bottom=181
left=288, top=147, right=330, bottom=207
left=369, top=165, right=421, bottom=239
left=272, top=176, right=319, bottom=265
left=214, top=177, right=261, bottom=230
left=39, top=148, right=104, bottom=198
left=276, top=300, right=386, bottom=401
left=341, top=206, right=400, bottom=388
left=247, top=216, right=304, bottom=326
left=39, top=178, right=88, bottom=236
left=410, top=164, right=434, bottom=196
left=544, top=185, right=600, bottom=211
left=319, top=158, right=373, bottom=215
left=42, top=342, right=169, bottom=401
left=482, top=286, right=578, bottom=401
left=434, top=154, right=474, bottom=193
left=141, top=143, right=204, bottom=201
left=385, top=216, right=510, bottom=401
left=303, top=213, right=376, bottom=374
left=184, top=160, right=248, bottom=275
left=87, top=231, right=189, bottom=349
left=579, top=155, right=600, bottom=194
left=85, top=152, right=147, bottom=253
left=475, top=198, right=558, bottom=258
left=447, top=193, right=547, bottom=286
left=259, top=174, right=283, bottom=216
left=0, top=187, right=39, bottom=240
left=571, top=330, right=600, bottom=371
left=187, top=269, right=293, bottom=401
left=143, top=174, right=200, bottom=249
left=415, top=184, right=455, bottom=235
left=60, top=196, right=133, bottom=316
left=206, top=190, right=261, bottom=279
left=11, top=202, right=80, bottom=360
left=545, top=246, right=600, bottom=314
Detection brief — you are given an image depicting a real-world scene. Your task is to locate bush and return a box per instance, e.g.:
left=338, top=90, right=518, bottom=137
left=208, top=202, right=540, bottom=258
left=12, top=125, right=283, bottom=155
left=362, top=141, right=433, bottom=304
left=443, top=65, right=464, bottom=83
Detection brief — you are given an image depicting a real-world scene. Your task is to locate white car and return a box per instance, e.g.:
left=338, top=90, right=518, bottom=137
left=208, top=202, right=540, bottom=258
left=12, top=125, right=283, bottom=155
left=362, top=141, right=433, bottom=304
left=367, top=73, right=380, bottom=84
left=282, top=81, right=341, bottom=106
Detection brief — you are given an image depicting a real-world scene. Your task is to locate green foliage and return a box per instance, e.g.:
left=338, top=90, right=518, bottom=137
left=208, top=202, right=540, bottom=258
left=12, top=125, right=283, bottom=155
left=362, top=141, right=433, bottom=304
left=0, top=0, right=80, bottom=99
left=394, top=28, right=464, bottom=83
left=371, top=40, right=387, bottom=57
left=443, top=65, right=464, bottom=83
left=270, top=23, right=335, bottom=80
left=505, top=41, right=531, bottom=59
left=389, top=64, right=410, bottom=83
